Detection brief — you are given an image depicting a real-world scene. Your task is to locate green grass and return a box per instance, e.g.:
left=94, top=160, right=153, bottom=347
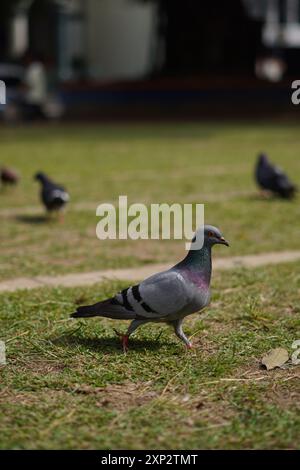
left=0, top=262, right=300, bottom=449
left=0, top=122, right=300, bottom=280
left=1, top=122, right=300, bottom=449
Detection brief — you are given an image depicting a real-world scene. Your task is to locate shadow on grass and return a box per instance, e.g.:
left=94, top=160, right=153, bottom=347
left=240, top=193, right=273, bottom=203
left=14, top=214, right=49, bottom=224
left=53, top=332, right=165, bottom=354
left=0, top=186, right=16, bottom=194
left=247, top=193, right=295, bottom=203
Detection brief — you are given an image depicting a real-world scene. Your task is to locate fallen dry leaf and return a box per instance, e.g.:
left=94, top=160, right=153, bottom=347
left=261, top=348, right=289, bottom=370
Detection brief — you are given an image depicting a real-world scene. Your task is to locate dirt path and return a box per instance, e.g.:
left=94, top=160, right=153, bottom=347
left=0, top=202, right=99, bottom=217
left=0, top=191, right=254, bottom=218
left=1, top=250, right=300, bottom=293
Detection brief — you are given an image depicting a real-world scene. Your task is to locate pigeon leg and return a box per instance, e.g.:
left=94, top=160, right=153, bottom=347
left=113, top=329, right=128, bottom=352
left=114, top=320, right=146, bottom=353
left=47, top=211, right=54, bottom=222
left=172, top=319, right=192, bottom=349
left=260, top=190, right=271, bottom=200
left=58, top=210, right=65, bottom=224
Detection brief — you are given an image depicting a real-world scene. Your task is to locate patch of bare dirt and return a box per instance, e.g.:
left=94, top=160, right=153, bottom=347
left=230, top=363, right=300, bottom=408
left=73, top=381, right=158, bottom=411
left=162, top=388, right=235, bottom=429
left=0, top=388, right=68, bottom=406
left=10, top=359, right=66, bottom=376
left=24, top=361, right=66, bottom=375
left=265, top=381, right=300, bottom=409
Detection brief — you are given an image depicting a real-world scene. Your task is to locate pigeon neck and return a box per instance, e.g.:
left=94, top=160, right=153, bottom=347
left=39, top=175, right=51, bottom=185
left=178, top=243, right=212, bottom=285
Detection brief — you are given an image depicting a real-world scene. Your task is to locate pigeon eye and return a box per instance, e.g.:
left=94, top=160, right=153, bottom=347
left=208, top=231, right=215, bottom=237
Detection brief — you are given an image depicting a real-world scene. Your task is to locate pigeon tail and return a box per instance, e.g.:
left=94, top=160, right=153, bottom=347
left=277, top=180, right=297, bottom=199
left=255, top=154, right=297, bottom=200
left=71, top=298, right=135, bottom=320
left=71, top=306, right=98, bottom=318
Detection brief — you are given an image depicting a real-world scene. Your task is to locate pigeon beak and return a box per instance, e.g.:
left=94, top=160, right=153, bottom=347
left=219, top=237, right=230, bottom=247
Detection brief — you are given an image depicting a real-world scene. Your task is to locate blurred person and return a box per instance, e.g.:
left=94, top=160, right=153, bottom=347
left=22, top=51, right=48, bottom=120
left=255, top=55, right=287, bottom=83
left=42, top=55, right=65, bottom=120
left=0, top=61, right=24, bottom=123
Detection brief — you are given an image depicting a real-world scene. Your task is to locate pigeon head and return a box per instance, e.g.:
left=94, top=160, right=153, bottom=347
left=192, top=225, right=229, bottom=248
left=34, top=172, right=47, bottom=182
left=204, top=225, right=229, bottom=247
left=258, top=153, right=269, bottom=165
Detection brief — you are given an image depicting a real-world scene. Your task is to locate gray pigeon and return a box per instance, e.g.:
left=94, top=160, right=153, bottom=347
left=255, top=153, right=297, bottom=199
left=71, top=225, right=229, bottom=351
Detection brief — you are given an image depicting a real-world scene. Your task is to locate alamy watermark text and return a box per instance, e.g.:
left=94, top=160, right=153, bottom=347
left=96, top=196, right=205, bottom=250
left=0, top=80, right=6, bottom=105
left=291, top=80, right=300, bottom=105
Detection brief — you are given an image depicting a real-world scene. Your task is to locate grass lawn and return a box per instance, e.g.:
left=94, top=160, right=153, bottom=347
left=0, top=262, right=299, bottom=449
left=0, top=122, right=300, bottom=280
left=0, top=122, right=300, bottom=449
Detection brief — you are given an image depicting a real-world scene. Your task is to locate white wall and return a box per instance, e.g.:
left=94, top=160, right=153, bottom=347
left=85, top=0, right=156, bottom=81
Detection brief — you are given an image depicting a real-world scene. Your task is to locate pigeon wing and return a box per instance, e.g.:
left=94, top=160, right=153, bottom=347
left=42, top=183, right=69, bottom=208
left=256, top=159, right=277, bottom=190
left=123, top=270, right=192, bottom=320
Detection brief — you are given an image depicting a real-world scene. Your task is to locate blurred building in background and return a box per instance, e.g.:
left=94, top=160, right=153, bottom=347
left=5, top=0, right=157, bottom=81
left=3, top=0, right=300, bottom=81
left=1, top=0, right=300, bottom=119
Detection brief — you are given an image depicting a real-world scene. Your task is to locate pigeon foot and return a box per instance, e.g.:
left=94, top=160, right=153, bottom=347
left=113, top=329, right=129, bottom=353
left=58, top=212, right=65, bottom=224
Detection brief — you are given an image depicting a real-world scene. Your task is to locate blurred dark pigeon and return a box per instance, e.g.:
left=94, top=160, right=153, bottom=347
left=1, top=167, right=19, bottom=186
left=71, top=225, right=229, bottom=352
left=255, top=153, right=297, bottom=199
left=35, top=172, right=70, bottom=218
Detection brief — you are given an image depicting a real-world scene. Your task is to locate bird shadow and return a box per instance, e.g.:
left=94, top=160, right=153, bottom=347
left=247, top=194, right=274, bottom=202
left=0, top=186, right=11, bottom=193
left=14, top=214, right=49, bottom=224
left=247, top=193, right=294, bottom=203
left=52, top=332, right=165, bottom=354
